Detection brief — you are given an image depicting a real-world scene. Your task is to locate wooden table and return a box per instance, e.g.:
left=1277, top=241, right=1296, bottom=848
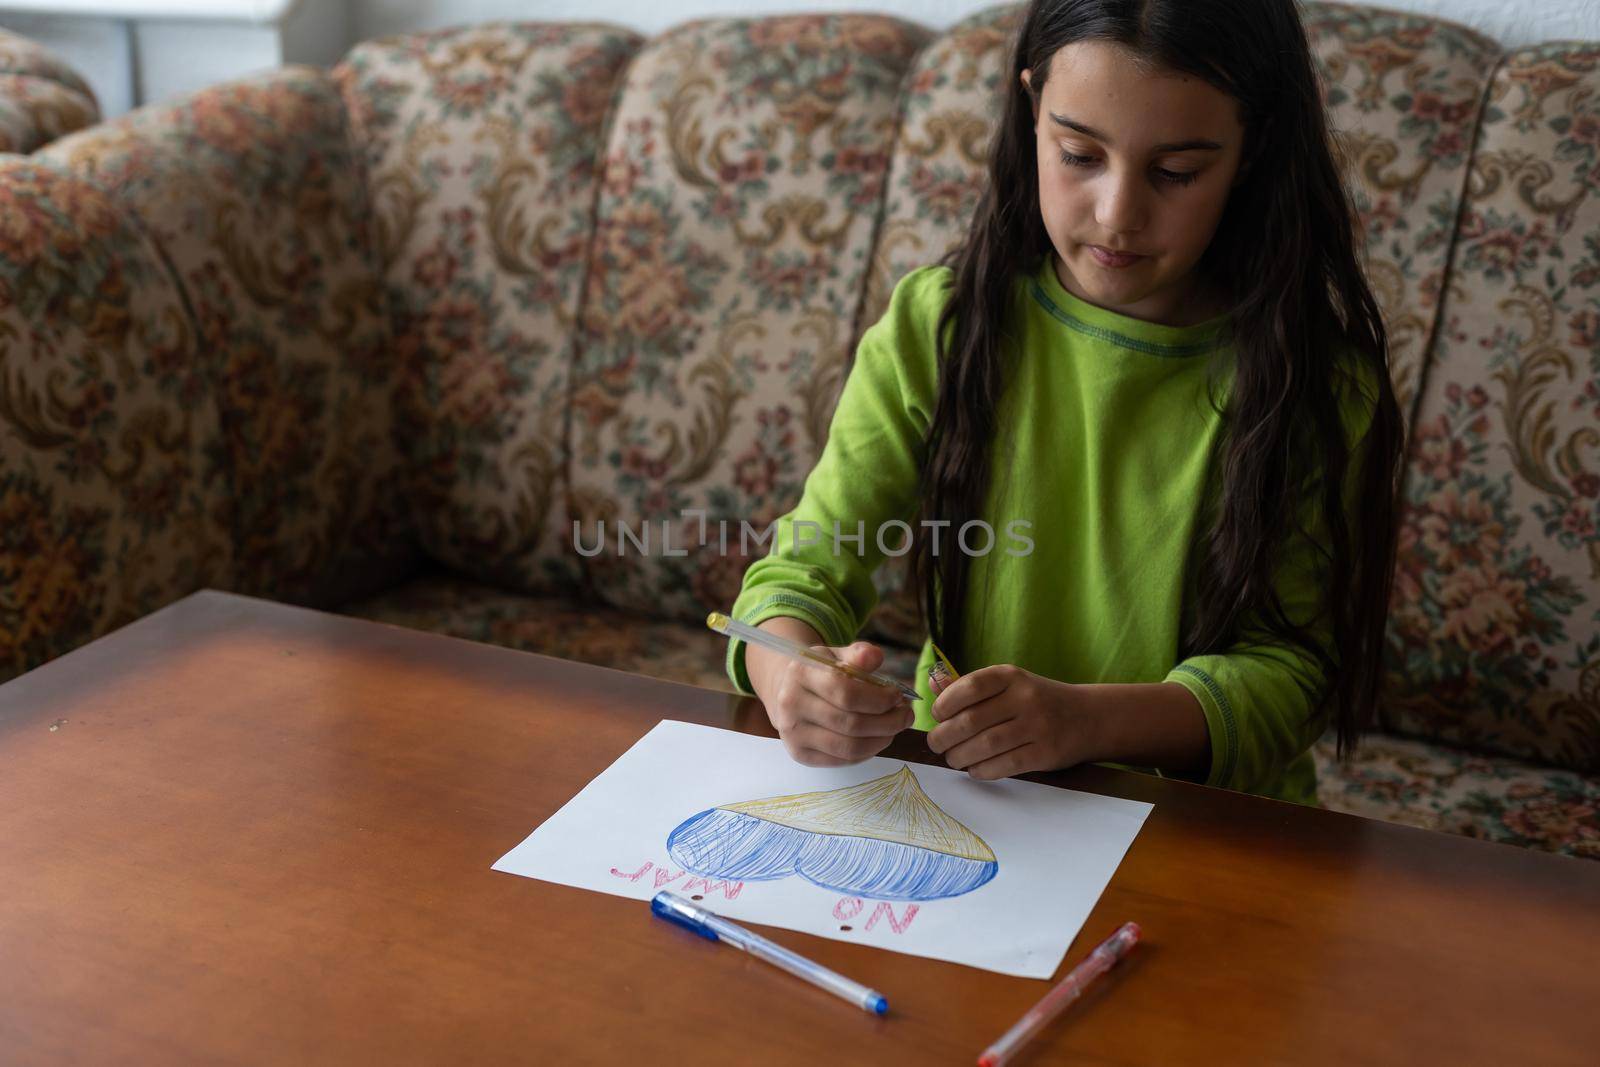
left=2, top=591, right=1597, bottom=1065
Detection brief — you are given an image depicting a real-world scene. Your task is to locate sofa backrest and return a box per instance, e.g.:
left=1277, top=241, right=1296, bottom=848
left=565, top=14, right=931, bottom=620
left=336, top=23, right=644, bottom=596
left=522, top=2, right=1505, bottom=632
left=1292, top=4, right=1502, bottom=417
left=1384, top=41, right=1600, bottom=773
left=336, top=15, right=934, bottom=612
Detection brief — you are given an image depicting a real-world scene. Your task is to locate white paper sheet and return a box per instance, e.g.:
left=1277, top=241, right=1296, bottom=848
left=492, top=720, right=1152, bottom=979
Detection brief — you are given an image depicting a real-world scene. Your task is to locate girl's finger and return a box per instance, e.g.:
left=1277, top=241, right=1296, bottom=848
left=800, top=691, right=912, bottom=739
left=927, top=690, right=1017, bottom=755
left=962, top=742, right=1045, bottom=782
left=799, top=660, right=906, bottom=716
left=941, top=718, right=1027, bottom=771
left=786, top=721, right=893, bottom=764
left=832, top=640, right=884, bottom=672
left=784, top=743, right=853, bottom=769
left=780, top=726, right=853, bottom=767
left=928, top=664, right=1013, bottom=723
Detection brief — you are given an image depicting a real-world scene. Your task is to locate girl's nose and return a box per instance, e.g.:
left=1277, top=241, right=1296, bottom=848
left=1095, top=174, right=1148, bottom=235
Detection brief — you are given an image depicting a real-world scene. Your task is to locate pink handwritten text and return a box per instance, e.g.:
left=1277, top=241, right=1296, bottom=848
left=608, top=861, right=744, bottom=899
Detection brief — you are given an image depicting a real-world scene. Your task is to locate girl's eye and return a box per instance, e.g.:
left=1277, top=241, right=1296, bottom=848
left=1152, top=171, right=1203, bottom=187
left=1062, top=149, right=1203, bottom=188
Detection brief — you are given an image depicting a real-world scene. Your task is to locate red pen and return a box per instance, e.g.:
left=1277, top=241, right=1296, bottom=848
left=977, top=921, right=1143, bottom=1067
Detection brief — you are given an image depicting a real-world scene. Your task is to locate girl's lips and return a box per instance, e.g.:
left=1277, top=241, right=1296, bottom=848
left=1087, top=245, right=1146, bottom=268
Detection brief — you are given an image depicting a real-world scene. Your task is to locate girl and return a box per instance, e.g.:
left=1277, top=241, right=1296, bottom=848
left=725, top=0, right=1403, bottom=804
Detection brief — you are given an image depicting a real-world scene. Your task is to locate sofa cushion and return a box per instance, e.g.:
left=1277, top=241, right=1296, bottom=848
left=566, top=15, right=930, bottom=625
left=1384, top=42, right=1600, bottom=774
left=39, top=69, right=414, bottom=608
left=342, top=569, right=923, bottom=692
left=336, top=24, right=643, bottom=595
left=0, top=28, right=98, bottom=153
left=0, top=160, right=233, bottom=682
left=1315, top=732, right=1599, bottom=860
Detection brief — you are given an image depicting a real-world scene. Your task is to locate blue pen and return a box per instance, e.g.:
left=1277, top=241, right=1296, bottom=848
left=651, top=890, right=889, bottom=1015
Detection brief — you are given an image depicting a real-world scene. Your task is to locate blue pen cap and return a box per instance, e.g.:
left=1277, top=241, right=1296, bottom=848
left=651, top=890, right=719, bottom=941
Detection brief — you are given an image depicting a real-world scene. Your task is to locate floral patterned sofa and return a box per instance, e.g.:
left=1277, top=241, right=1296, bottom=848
left=3, top=4, right=1597, bottom=858
left=0, top=29, right=98, bottom=153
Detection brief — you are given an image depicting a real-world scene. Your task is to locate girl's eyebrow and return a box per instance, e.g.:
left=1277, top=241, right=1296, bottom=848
left=1048, top=112, right=1222, bottom=153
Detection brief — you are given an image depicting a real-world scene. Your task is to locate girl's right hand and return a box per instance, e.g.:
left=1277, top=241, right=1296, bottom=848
left=747, top=636, right=915, bottom=767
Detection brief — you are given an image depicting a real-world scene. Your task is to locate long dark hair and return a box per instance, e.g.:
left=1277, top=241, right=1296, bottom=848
left=907, top=0, right=1403, bottom=755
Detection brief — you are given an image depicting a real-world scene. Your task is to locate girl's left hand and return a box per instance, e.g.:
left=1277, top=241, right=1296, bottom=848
left=926, top=664, right=1102, bottom=780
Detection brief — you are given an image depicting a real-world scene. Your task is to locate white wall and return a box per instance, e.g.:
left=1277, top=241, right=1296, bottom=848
left=353, top=0, right=1600, bottom=49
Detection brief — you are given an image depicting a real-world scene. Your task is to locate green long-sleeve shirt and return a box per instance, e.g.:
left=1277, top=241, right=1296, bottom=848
left=725, top=259, right=1376, bottom=804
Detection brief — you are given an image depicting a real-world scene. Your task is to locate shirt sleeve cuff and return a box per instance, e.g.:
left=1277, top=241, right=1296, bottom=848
left=724, top=592, right=853, bottom=696
left=1166, top=663, right=1239, bottom=789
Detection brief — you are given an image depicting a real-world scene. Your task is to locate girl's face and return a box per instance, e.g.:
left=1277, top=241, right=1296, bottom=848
left=1023, top=42, right=1249, bottom=326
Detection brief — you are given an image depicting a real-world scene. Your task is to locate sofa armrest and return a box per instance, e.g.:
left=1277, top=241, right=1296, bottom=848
left=0, top=28, right=99, bottom=152
left=36, top=68, right=418, bottom=611
left=0, top=157, right=232, bottom=682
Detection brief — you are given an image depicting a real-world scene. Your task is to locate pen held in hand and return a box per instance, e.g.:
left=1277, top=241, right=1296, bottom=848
left=707, top=612, right=920, bottom=703
left=928, top=640, right=960, bottom=696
